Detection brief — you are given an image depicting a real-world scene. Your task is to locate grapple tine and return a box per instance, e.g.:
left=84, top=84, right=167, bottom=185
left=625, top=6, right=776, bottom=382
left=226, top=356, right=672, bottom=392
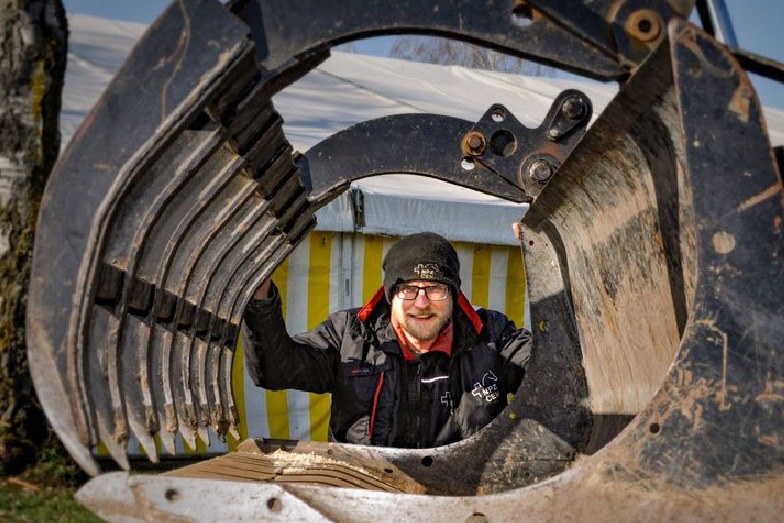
left=150, top=325, right=177, bottom=455
left=231, top=213, right=317, bottom=326
left=217, top=192, right=310, bottom=321
left=120, top=316, right=159, bottom=462
left=172, top=331, right=198, bottom=450
left=207, top=339, right=227, bottom=438
left=222, top=342, right=242, bottom=441
left=88, top=306, right=130, bottom=471
left=192, top=336, right=212, bottom=446
left=185, top=201, right=270, bottom=305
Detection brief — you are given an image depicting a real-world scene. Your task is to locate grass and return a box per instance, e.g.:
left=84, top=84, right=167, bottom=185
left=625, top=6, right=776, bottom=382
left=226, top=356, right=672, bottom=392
left=0, top=437, right=103, bottom=522
left=0, top=481, right=103, bottom=523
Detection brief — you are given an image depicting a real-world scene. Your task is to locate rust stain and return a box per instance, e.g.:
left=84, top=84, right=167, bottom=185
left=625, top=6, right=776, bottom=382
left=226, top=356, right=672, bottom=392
left=736, top=184, right=782, bottom=212
left=712, top=231, right=736, bottom=254
left=759, top=434, right=782, bottom=449
left=161, top=0, right=192, bottom=121
left=757, top=379, right=784, bottom=403
left=728, top=83, right=752, bottom=123
left=694, top=318, right=731, bottom=411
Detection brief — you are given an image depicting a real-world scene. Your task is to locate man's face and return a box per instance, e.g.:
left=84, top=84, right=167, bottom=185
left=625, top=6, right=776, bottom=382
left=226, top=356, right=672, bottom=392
left=390, top=280, right=453, bottom=342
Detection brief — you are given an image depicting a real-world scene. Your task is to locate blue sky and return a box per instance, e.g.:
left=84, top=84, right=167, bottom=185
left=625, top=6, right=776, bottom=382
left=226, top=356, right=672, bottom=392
left=63, top=0, right=782, bottom=108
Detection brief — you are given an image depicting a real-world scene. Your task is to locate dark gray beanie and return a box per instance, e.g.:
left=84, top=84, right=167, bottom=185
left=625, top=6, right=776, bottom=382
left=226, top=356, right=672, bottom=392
left=383, top=232, right=461, bottom=301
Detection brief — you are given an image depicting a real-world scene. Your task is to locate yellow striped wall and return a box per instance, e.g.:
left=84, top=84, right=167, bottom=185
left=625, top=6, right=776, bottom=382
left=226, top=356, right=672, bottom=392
left=116, top=232, right=526, bottom=456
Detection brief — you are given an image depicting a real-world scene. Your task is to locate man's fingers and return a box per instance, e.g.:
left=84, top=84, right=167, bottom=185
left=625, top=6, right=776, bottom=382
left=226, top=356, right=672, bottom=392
left=511, top=221, right=522, bottom=242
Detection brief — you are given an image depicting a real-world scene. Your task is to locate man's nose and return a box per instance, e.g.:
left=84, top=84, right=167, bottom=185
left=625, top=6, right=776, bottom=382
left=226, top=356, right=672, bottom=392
left=413, top=289, right=431, bottom=307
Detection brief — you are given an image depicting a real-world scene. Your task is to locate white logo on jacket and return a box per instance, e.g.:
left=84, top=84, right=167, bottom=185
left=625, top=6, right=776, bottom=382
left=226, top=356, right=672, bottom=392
left=471, top=370, right=499, bottom=403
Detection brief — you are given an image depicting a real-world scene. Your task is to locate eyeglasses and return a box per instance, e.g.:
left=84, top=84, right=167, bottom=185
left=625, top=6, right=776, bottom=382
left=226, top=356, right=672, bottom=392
left=394, top=284, right=450, bottom=301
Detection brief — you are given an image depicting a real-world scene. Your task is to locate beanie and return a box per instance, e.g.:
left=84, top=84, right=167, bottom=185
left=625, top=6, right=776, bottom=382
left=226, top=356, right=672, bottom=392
left=382, top=232, right=461, bottom=302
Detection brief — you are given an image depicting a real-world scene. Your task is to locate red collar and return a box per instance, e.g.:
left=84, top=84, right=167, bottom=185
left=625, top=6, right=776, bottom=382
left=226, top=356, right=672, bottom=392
left=357, top=287, right=386, bottom=322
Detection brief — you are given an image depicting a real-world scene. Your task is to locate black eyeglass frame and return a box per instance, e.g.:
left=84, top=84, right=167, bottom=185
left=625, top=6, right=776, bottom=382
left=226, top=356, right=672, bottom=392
left=393, top=284, right=450, bottom=301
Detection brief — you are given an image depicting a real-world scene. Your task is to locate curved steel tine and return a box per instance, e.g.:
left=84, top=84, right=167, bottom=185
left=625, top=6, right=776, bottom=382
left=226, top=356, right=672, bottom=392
left=206, top=337, right=227, bottom=438
left=217, top=190, right=308, bottom=320
left=149, top=326, right=177, bottom=455
left=221, top=343, right=241, bottom=441
left=88, top=306, right=130, bottom=470
left=120, top=316, right=158, bottom=462
left=172, top=330, right=198, bottom=450
left=230, top=212, right=316, bottom=327
left=192, top=336, right=212, bottom=446
left=199, top=217, right=278, bottom=316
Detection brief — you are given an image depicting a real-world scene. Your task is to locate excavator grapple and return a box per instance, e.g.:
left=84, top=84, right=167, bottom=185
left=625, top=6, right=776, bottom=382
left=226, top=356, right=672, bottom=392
left=26, top=0, right=783, bottom=519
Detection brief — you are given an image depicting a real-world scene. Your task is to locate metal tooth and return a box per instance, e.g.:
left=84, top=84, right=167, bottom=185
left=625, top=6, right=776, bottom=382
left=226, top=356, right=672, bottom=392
left=172, top=331, right=198, bottom=450
left=243, top=114, right=286, bottom=169
left=208, top=51, right=261, bottom=121
left=207, top=338, right=228, bottom=439
left=192, top=336, right=212, bottom=446
left=217, top=233, right=287, bottom=320
left=150, top=327, right=177, bottom=455
left=229, top=242, right=297, bottom=328
left=227, top=90, right=276, bottom=146
left=276, top=191, right=309, bottom=234
left=223, top=347, right=241, bottom=441
left=185, top=197, right=269, bottom=305
left=230, top=214, right=317, bottom=326
left=256, top=144, right=296, bottom=197
left=201, top=215, right=277, bottom=315
left=88, top=306, right=130, bottom=471
left=268, top=174, right=305, bottom=218
left=120, top=315, right=158, bottom=462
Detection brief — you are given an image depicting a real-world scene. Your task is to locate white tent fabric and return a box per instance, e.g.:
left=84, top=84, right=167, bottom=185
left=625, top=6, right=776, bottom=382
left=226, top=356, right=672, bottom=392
left=62, top=14, right=784, bottom=246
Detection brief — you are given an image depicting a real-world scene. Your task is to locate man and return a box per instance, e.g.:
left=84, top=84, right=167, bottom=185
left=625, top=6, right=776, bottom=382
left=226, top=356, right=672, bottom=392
left=243, top=232, right=531, bottom=448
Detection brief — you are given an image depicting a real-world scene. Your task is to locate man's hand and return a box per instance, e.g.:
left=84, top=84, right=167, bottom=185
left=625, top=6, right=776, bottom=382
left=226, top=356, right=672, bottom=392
left=511, top=221, right=522, bottom=242
left=253, top=278, right=273, bottom=300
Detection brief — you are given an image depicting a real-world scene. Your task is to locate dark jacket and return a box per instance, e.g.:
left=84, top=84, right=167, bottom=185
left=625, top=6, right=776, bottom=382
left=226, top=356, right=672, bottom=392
left=243, top=285, right=532, bottom=448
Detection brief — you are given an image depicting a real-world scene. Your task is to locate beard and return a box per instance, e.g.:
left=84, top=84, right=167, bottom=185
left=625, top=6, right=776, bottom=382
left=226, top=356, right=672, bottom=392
left=398, top=306, right=451, bottom=342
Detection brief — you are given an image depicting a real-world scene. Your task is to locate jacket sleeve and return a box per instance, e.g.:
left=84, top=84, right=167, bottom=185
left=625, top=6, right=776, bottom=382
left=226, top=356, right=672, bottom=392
left=482, top=309, right=532, bottom=390
left=242, top=282, right=341, bottom=394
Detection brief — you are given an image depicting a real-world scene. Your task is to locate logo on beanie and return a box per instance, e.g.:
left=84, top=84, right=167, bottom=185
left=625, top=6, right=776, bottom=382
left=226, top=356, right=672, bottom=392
left=414, top=263, right=439, bottom=280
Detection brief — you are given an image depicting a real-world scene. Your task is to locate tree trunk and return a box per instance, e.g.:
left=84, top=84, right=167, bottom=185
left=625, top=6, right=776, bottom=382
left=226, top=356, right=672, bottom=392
left=0, top=0, right=67, bottom=475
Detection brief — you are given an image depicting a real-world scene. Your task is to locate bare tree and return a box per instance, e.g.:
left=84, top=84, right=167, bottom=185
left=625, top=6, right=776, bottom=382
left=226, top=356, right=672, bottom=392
left=0, top=0, right=67, bottom=474
left=390, top=35, right=556, bottom=77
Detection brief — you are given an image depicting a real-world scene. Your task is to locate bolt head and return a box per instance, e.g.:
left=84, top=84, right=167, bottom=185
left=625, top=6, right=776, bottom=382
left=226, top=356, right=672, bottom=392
left=562, top=97, right=585, bottom=120
left=464, top=132, right=486, bottom=155
left=528, top=160, right=553, bottom=182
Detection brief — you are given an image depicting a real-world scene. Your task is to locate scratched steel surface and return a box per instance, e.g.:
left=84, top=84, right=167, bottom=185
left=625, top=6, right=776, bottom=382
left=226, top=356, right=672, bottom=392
left=25, top=0, right=784, bottom=519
